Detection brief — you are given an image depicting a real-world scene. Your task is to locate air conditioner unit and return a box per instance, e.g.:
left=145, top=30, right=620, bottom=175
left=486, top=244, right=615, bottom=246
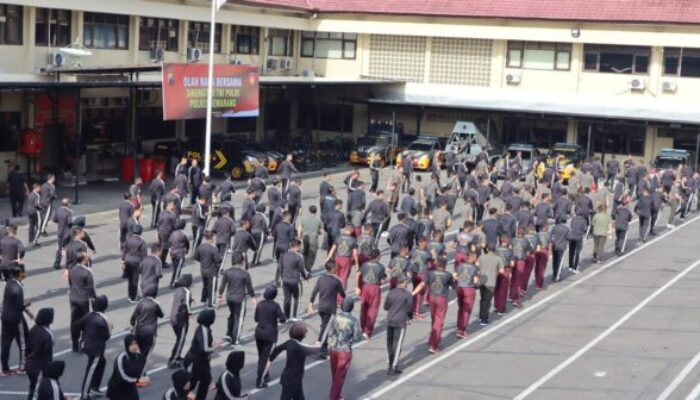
left=629, top=78, right=646, bottom=91
left=49, top=52, right=65, bottom=67
left=187, top=47, right=202, bottom=62
left=266, top=58, right=278, bottom=71
left=302, top=69, right=315, bottom=78
left=281, top=59, right=293, bottom=70
left=230, top=58, right=242, bottom=65
left=505, top=73, right=521, bottom=84
left=150, top=48, right=165, bottom=62
left=662, top=81, right=678, bottom=93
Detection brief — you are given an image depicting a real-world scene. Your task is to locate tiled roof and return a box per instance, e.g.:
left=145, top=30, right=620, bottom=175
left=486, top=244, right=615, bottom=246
left=233, top=0, right=700, bottom=25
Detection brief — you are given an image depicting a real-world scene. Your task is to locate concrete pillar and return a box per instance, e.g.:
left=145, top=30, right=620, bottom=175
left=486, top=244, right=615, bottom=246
left=649, top=46, right=663, bottom=96
left=644, top=125, right=655, bottom=161
left=567, top=119, right=577, bottom=143
left=179, top=19, right=188, bottom=61
left=131, top=15, right=140, bottom=64
left=255, top=88, right=266, bottom=141
left=221, top=24, right=232, bottom=56
left=24, top=7, right=36, bottom=70
left=423, top=37, right=432, bottom=83
left=490, top=39, right=506, bottom=88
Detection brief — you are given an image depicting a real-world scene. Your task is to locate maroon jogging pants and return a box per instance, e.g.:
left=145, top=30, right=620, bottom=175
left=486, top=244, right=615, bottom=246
left=412, top=273, right=427, bottom=316
left=360, top=283, right=381, bottom=337
left=456, top=287, right=476, bottom=335
left=494, top=268, right=511, bottom=313
left=329, top=350, right=352, bottom=400
left=428, top=295, right=448, bottom=349
left=534, top=251, right=549, bottom=289
left=510, top=259, right=527, bottom=302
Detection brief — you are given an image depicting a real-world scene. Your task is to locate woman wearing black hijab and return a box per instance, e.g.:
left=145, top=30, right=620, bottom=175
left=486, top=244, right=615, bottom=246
left=215, top=350, right=247, bottom=399
left=36, top=360, right=66, bottom=400
left=184, top=309, right=217, bottom=400
left=26, top=308, right=54, bottom=400
left=268, top=323, right=321, bottom=400
left=254, top=285, right=286, bottom=388
left=163, top=369, right=192, bottom=400
left=106, top=334, right=147, bottom=400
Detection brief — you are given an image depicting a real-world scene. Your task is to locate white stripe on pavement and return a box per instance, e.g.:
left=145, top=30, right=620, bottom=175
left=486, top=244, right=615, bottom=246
left=657, top=349, right=700, bottom=400
left=363, top=213, right=700, bottom=400
left=685, top=381, right=700, bottom=400
left=513, top=262, right=700, bottom=399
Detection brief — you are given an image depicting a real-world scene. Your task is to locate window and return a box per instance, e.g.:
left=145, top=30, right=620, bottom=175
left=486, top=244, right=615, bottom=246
left=231, top=25, right=259, bottom=54
left=301, top=31, right=357, bottom=59
left=503, top=117, right=567, bottom=149
left=227, top=117, right=256, bottom=133
left=663, top=47, right=700, bottom=78
left=82, top=107, right=127, bottom=144
left=35, top=8, right=71, bottom=47
left=139, top=18, right=178, bottom=51
left=0, top=5, right=22, bottom=45
left=577, top=122, right=645, bottom=156
left=83, top=12, right=129, bottom=49
left=138, top=107, right=176, bottom=140
left=267, top=29, right=293, bottom=57
left=297, top=103, right=353, bottom=133
left=506, top=41, right=571, bottom=70
left=0, top=112, right=20, bottom=152
left=188, top=21, right=221, bottom=54
left=583, top=44, right=650, bottom=74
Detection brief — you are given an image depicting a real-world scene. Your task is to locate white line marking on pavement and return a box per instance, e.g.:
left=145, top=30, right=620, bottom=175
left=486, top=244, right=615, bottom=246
left=513, top=261, right=700, bottom=399
left=363, top=213, right=700, bottom=400
left=685, top=381, right=700, bottom=400
left=658, top=349, right=700, bottom=400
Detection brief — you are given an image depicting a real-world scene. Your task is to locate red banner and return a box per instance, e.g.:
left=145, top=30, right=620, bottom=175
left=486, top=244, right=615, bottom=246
left=161, top=63, right=259, bottom=120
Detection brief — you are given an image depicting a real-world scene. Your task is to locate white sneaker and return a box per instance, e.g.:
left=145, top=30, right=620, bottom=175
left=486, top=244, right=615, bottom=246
left=667, top=224, right=676, bottom=228
left=569, top=268, right=580, bottom=275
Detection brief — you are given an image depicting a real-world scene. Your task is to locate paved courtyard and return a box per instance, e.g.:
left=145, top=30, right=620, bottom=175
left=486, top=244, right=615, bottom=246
left=1, top=167, right=699, bottom=400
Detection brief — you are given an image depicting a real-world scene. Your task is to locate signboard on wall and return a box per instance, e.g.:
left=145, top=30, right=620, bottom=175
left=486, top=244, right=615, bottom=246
left=161, top=63, right=259, bottom=120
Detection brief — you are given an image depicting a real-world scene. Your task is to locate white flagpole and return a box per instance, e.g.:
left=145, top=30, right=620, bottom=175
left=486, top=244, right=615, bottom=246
left=203, top=0, right=218, bottom=176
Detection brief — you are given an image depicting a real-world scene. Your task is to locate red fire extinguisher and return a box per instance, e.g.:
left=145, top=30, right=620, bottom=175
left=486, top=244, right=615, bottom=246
left=20, top=129, right=43, bottom=156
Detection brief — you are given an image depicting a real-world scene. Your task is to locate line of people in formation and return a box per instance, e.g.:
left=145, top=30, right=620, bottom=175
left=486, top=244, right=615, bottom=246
left=1, top=150, right=699, bottom=400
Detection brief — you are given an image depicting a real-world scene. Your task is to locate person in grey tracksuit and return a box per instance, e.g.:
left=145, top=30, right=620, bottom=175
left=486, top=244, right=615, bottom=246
left=139, top=244, right=164, bottom=299
left=168, top=274, right=193, bottom=369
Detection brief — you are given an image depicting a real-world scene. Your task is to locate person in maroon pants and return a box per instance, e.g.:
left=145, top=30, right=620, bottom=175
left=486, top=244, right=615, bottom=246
left=388, top=246, right=410, bottom=289
left=356, top=249, right=387, bottom=339
left=453, top=233, right=471, bottom=265
left=409, top=237, right=433, bottom=319
left=325, top=225, right=359, bottom=293
left=325, top=297, right=362, bottom=400
left=534, top=222, right=552, bottom=291
left=509, top=228, right=532, bottom=308
left=454, top=254, right=480, bottom=338
left=522, top=224, right=539, bottom=295
left=414, top=257, right=455, bottom=353
left=494, top=235, right=514, bottom=315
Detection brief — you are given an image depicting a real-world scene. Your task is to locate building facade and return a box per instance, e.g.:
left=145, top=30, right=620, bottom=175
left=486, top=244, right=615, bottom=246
left=2, top=0, right=700, bottom=179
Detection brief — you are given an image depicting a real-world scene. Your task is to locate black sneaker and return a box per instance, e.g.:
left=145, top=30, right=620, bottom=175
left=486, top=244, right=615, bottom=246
left=479, top=319, right=489, bottom=326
